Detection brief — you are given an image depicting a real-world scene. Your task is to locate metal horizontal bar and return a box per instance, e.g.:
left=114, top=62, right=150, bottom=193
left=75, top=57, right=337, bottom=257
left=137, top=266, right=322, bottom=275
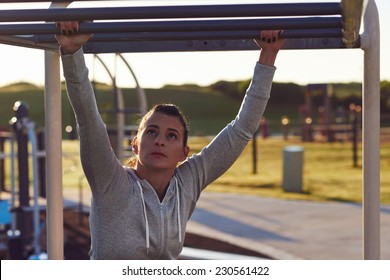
left=0, top=0, right=100, bottom=1
left=0, top=35, right=58, bottom=51
left=34, top=29, right=344, bottom=44
left=82, top=37, right=352, bottom=53
left=0, top=3, right=342, bottom=22
left=0, top=0, right=88, bottom=2
left=0, top=17, right=342, bottom=35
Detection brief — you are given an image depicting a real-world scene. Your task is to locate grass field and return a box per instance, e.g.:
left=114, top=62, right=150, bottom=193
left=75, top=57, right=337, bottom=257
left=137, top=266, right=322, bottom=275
left=0, top=83, right=242, bottom=136
left=1, top=83, right=389, bottom=204
left=56, top=136, right=390, bottom=204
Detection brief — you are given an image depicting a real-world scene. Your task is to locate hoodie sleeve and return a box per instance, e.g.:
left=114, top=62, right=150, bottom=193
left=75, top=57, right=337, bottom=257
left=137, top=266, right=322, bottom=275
left=61, top=48, right=129, bottom=206
left=177, top=63, right=275, bottom=199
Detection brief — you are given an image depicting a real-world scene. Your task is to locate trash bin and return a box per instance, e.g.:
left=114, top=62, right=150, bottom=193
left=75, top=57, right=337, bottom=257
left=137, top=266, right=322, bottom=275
left=282, top=146, right=304, bottom=193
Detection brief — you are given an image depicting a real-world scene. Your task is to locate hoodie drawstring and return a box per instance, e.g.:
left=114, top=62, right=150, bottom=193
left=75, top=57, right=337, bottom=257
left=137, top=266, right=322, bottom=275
left=136, top=177, right=182, bottom=255
left=175, top=177, right=182, bottom=245
left=136, top=181, right=150, bottom=254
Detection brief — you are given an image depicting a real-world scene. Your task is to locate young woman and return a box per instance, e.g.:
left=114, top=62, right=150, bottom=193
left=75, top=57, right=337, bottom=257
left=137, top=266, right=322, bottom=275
left=55, top=22, right=284, bottom=259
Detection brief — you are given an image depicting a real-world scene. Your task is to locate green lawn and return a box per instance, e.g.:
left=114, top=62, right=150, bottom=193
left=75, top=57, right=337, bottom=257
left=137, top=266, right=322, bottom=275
left=56, top=137, right=390, bottom=204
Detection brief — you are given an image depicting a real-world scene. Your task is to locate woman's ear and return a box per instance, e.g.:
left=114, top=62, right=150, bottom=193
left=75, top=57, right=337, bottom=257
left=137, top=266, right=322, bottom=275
left=132, top=136, right=139, bottom=155
left=180, top=145, right=190, bottom=162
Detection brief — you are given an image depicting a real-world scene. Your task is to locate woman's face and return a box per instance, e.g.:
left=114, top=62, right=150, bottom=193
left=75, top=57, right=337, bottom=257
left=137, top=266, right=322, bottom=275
left=133, top=112, right=189, bottom=172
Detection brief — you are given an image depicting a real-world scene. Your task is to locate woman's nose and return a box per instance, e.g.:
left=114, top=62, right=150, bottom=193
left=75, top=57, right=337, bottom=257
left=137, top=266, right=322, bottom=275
left=154, top=134, right=164, bottom=146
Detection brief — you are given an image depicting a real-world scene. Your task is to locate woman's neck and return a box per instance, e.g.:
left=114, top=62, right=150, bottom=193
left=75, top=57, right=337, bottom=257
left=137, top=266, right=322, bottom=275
left=134, top=166, right=174, bottom=202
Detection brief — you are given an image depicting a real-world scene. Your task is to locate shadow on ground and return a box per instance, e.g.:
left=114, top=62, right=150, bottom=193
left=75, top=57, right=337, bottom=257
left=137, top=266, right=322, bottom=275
left=45, top=209, right=271, bottom=260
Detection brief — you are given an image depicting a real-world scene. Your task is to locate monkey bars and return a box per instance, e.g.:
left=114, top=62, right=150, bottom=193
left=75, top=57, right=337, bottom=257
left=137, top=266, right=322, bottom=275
left=0, top=1, right=356, bottom=52
left=0, top=0, right=380, bottom=260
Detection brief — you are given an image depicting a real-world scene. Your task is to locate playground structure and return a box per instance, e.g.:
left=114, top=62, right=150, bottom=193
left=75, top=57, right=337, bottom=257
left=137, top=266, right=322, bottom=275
left=0, top=0, right=380, bottom=260
left=0, top=102, right=48, bottom=259
left=91, top=53, right=147, bottom=160
left=0, top=52, right=147, bottom=259
left=298, top=83, right=362, bottom=143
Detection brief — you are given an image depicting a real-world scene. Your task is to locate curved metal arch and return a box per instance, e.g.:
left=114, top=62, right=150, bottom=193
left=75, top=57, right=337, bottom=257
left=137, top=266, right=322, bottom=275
left=92, top=53, right=147, bottom=159
left=116, top=53, right=147, bottom=116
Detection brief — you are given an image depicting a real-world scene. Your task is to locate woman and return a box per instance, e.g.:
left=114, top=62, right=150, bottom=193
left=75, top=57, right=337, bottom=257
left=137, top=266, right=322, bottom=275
left=55, top=22, right=284, bottom=259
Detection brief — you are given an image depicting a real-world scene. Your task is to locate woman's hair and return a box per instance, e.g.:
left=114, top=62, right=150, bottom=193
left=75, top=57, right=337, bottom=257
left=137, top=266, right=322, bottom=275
left=126, top=103, right=189, bottom=168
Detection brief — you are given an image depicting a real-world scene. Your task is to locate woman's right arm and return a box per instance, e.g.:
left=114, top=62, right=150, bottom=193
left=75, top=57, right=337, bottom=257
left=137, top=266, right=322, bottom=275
left=56, top=22, right=128, bottom=201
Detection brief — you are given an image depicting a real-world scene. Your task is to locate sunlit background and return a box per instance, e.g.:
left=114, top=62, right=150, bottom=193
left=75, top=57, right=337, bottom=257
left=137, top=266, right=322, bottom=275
left=0, top=0, right=388, bottom=89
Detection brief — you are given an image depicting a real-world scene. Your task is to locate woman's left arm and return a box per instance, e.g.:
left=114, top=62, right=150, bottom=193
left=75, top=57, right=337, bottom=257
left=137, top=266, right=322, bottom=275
left=178, top=30, right=285, bottom=192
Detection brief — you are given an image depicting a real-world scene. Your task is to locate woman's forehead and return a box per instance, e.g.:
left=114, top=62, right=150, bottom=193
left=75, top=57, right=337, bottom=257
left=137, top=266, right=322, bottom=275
left=143, top=112, right=184, bottom=132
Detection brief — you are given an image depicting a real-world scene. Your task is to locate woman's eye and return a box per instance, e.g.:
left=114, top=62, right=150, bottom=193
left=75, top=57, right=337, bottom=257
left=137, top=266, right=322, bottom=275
left=168, top=133, right=178, bottom=139
left=146, top=129, right=156, bottom=136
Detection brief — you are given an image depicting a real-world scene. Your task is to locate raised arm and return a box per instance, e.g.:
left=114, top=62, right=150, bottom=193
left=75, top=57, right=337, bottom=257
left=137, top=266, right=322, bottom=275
left=178, top=30, right=285, bottom=194
left=55, top=22, right=128, bottom=202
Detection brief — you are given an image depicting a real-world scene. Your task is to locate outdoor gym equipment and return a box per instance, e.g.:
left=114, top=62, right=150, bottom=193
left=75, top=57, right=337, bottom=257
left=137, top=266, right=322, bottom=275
left=91, top=53, right=147, bottom=160
left=0, top=0, right=380, bottom=260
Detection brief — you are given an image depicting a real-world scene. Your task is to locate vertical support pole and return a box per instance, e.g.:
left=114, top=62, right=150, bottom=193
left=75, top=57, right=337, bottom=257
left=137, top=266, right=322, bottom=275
left=0, top=134, right=5, bottom=192
left=252, top=132, right=257, bottom=174
left=44, top=50, right=64, bottom=260
left=325, top=84, right=334, bottom=142
left=12, top=102, right=30, bottom=208
left=116, top=87, right=125, bottom=161
left=352, top=108, right=358, bottom=168
left=37, top=130, right=46, bottom=198
left=360, top=0, right=380, bottom=260
left=10, top=102, right=33, bottom=251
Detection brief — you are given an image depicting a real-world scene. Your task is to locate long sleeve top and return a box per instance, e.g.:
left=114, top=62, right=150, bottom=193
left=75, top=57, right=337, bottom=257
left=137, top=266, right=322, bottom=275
left=61, top=48, right=275, bottom=259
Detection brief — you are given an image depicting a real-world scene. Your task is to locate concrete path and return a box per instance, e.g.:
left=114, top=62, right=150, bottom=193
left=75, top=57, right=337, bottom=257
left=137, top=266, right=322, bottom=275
left=62, top=188, right=390, bottom=260
left=188, top=192, right=390, bottom=260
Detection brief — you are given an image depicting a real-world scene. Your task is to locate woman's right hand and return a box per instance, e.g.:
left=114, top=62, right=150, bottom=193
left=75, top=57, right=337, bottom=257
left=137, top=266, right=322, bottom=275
left=55, top=21, right=92, bottom=54
left=255, top=30, right=285, bottom=66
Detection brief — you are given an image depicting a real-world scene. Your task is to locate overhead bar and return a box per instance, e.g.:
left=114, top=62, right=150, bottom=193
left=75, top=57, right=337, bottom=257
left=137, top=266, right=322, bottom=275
left=34, top=29, right=344, bottom=43
left=0, top=34, right=57, bottom=50
left=81, top=38, right=348, bottom=53
left=0, top=17, right=342, bottom=36
left=0, top=0, right=101, bottom=1
left=0, top=3, right=342, bottom=22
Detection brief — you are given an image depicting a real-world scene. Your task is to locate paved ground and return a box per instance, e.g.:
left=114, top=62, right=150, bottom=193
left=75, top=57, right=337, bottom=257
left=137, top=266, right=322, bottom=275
left=62, top=188, right=390, bottom=260
left=189, top=192, right=390, bottom=260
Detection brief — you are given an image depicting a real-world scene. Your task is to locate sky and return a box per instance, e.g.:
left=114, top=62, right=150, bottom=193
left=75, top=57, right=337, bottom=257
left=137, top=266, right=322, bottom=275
left=0, top=0, right=388, bottom=89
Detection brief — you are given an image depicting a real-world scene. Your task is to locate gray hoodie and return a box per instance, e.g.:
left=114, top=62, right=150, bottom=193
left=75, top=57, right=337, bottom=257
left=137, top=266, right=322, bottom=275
left=61, top=48, right=275, bottom=260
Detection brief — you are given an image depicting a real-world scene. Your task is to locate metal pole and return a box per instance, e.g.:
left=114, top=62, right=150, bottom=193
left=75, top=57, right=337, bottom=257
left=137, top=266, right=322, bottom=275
left=25, top=120, right=41, bottom=257
left=9, top=131, right=16, bottom=233
left=0, top=135, right=4, bottom=192
left=116, top=87, right=125, bottom=161
left=11, top=102, right=30, bottom=208
left=44, top=49, right=64, bottom=260
left=252, top=133, right=257, bottom=175
left=44, top=1, right=71, bottom=260
left=360, top=0, right=380, bottom=260
left=0, top=17, right=343, bottom=35
left=352, top=109, right=358, bottom=168
left=0, top=0, right=99, bottom=2
left=35, top=29, right=344, bottom=44
left=117, top=53, right=147, bottom=115
left=37, top=130, right=46, bottom=198
left=0, top=3, right=342, bottom=22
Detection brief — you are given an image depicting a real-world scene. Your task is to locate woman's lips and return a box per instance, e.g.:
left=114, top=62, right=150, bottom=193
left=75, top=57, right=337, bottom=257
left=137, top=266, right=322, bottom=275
left=151, top=152, right=166, bottom=157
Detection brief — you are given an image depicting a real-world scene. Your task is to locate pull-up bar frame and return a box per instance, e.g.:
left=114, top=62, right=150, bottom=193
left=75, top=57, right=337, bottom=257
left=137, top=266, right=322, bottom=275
left=0, top=3, right=343, bottom=21
left=0, top=0, right=380, bottom=260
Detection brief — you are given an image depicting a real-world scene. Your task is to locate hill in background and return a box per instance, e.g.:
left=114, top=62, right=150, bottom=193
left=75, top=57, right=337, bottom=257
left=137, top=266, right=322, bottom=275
left=1, top=79, right=388, bottom=137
